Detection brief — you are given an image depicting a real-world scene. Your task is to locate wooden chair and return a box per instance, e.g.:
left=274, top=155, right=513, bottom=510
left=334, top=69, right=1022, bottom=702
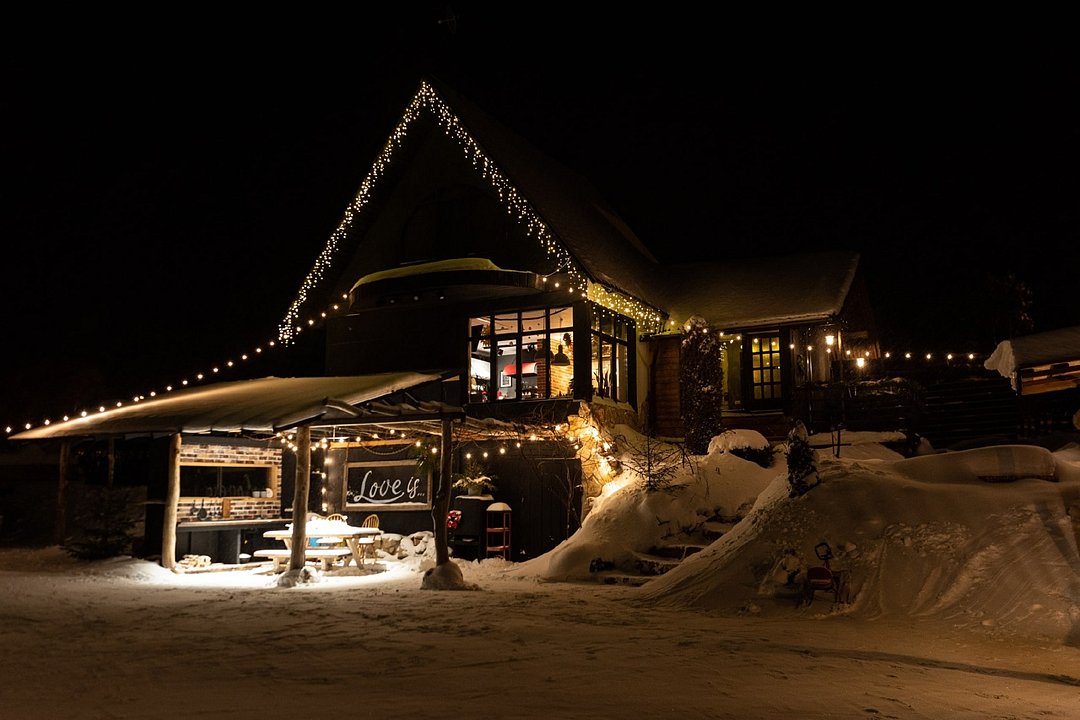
left=358, top=514, right=380, bottom=564
left=319, top=514, right=349, bottom=556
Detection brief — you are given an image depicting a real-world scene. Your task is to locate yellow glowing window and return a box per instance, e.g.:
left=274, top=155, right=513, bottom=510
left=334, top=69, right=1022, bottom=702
left=748, top=334, right=782, bottom=402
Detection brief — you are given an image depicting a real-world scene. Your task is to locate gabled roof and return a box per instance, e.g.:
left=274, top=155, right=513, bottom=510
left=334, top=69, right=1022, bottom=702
left=426, top=79, right=664, bottom=305
left=282, top=77, right=667, bottom=339
left=651, top=251, right=861, bottom=330
left=10, top=372, right=461, bottom=440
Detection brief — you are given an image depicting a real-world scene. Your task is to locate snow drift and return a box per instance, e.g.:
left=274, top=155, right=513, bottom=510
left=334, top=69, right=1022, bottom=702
left=513, top=428, right=1080, bottom=646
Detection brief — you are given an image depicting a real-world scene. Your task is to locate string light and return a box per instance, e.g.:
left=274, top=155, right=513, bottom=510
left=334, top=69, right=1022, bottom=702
left=0, top=76, right=994, bottom=433
left=277, top=79, right=666, bottom=344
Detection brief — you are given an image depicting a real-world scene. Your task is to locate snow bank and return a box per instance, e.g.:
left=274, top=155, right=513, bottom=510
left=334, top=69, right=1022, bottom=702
left=893, top=444, right=1057, bottom=483
left=635, top=447, right=1080, bottom=645
left=509, top=434, right=780, bottom=582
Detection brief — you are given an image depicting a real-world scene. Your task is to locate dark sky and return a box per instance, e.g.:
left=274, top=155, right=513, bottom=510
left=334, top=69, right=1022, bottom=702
left=2, top=8, right=1077, bottom=430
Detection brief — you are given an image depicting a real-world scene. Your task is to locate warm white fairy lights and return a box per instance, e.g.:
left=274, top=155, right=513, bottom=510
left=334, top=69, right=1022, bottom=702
left=587, top=284, right=665, bottom=335
left=5, top=332, right=294, bottom=435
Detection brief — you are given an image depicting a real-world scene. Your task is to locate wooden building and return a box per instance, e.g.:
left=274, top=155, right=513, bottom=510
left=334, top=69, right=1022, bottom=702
left=9, top=77, right=876, bottom=564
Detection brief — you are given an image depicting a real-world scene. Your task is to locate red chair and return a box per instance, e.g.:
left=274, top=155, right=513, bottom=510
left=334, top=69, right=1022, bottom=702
left=802, top=542, right=845, bottom=607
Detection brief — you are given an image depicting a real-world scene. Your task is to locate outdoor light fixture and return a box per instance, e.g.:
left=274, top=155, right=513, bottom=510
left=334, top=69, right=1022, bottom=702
left=825, top=334, right=835, bottom=346
left=550, top=344, right=571, bottom=366
left=856, top=357, right=866, bottom=369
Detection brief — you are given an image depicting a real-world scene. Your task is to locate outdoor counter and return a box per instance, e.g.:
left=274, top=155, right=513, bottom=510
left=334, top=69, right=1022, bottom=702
left=175, top=518, right=289, bottom=564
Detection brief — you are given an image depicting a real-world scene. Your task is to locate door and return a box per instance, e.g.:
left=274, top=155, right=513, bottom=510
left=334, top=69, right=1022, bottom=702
left=744, top=332, right=784, bottom=410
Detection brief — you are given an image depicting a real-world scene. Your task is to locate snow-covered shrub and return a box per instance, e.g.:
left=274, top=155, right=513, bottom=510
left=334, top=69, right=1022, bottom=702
left=785, top=422, right=818, bottom=497
left=708, top=429, right=776, bottom=468
left=728, top=445, right=777, bottom=468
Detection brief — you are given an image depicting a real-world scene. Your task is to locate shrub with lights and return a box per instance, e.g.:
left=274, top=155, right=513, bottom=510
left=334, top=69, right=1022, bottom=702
left=680, top=315, right=725, bottom=455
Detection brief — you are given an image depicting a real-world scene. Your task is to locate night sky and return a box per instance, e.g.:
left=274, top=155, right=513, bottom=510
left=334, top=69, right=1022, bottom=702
left=2, top=8, right=1077, bottom=430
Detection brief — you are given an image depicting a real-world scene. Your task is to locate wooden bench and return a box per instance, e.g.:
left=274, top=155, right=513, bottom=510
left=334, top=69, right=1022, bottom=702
left=252, top=548, right=353, bottom=572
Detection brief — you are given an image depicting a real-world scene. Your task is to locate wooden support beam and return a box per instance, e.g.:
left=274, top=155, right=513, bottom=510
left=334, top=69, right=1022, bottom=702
left=433, top=418, right=453, bottom=566
left=290, top=426, right=312, bottom=572
left=161, top=433, right=181, bottom=572
left=54, top=441, right=72, bottom=545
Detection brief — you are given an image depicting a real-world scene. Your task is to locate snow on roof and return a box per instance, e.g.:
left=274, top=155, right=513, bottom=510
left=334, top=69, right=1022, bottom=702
left=652, top=251, right=860, bottom=330
left=10, top=372, right=457, bottom=440
left=984, top=325, right=1080, bottom=379
left=350, top=257, right=504, bottom=292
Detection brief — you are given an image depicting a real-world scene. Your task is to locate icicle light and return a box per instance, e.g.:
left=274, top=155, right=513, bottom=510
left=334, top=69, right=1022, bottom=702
left=277, top=79, right=664, bottom=343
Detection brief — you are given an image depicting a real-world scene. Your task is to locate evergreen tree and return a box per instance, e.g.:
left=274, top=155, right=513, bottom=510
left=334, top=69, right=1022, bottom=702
left=786, top=421, right=818, bottom=497
left=616, top=432, right=688, bottom=493
left=64, top=486, right=138, bottom=560
left=680, top=315, right=725, bottom=454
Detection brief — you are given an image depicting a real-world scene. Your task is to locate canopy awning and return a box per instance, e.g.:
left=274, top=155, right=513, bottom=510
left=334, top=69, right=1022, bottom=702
left=10, top=371, right=463, bottom=440
left=984, top=325, right=1080, bottom=394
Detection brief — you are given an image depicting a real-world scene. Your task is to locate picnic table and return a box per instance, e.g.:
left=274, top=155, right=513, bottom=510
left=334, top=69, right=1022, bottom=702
left=254, top=519, right=381, bottom=571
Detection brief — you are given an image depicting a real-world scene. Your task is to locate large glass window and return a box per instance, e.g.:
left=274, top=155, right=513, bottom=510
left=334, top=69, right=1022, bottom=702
left=590, top=311, right=632, bottom=403
left=469, top=307, right=573, bottom=403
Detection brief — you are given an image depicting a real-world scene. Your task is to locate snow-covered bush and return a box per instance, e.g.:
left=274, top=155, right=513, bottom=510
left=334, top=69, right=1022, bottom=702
left=708, top=429, right=776, bottom=468
left=785, top=422, right=818, bottom=497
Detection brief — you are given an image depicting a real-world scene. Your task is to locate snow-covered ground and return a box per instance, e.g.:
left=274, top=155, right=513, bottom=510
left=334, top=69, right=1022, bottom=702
left=2, top=430, right=1079, bottom=719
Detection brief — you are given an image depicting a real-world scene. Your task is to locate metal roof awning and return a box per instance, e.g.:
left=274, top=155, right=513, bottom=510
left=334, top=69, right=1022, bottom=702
left=984, top=325, right=1080, bottom=395
left=10, top=371, right=464, bottom=440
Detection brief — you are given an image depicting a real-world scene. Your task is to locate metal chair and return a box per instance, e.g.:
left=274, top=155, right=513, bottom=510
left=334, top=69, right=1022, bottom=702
left=801, top=542, right=847, bottom=607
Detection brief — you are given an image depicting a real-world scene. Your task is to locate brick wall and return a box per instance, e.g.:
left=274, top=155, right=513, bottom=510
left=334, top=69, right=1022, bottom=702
left=176, top=498, right=281, bottom=521
left=178, top=443, right=284, bottom=521
left=179, top=444, right=281, bottom=466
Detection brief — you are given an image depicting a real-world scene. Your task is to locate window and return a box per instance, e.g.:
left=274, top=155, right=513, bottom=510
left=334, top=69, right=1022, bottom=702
left=749, top=334, right=782, bottom=401
left=469, top=307, right=573, bottom=403
left=591, top=311, right=632, bottom=403
left=179, top=465, right=271, bottom=497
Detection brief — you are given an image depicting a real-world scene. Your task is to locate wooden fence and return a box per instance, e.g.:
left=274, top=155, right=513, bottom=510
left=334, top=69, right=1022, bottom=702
left=789, top=373, right=1049, bottom=450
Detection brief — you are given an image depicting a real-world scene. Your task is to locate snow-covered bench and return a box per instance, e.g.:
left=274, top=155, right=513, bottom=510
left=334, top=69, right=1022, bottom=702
left=252, top=548, right=352, bottom=572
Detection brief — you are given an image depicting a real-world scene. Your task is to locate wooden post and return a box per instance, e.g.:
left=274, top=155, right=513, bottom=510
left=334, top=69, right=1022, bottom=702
left=54, top=440, right=72, bottom=545
left=106, top=437, right=115, bottom=489
left=432, top=418, right=453, bottom=566
left=289, top=426, right=311, bottom=572
left=161, top=433, right=181, bottom=571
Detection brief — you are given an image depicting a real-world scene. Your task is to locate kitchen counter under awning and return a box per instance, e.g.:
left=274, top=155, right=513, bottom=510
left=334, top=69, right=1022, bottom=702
left=10, top=371, right=463, bottom=440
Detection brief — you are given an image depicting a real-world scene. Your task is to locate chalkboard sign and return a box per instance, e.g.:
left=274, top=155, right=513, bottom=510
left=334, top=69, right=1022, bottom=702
left=344, top=460, right=430, bottom=510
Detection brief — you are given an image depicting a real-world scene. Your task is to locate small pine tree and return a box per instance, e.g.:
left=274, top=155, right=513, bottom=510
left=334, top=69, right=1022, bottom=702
left=64, top=486, right=138, bottom=560
left=680, top=315, right=725, bottom=454
left=786, top=421, right=817, bottom=497
left=617, top=433, right=688, bottom=493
